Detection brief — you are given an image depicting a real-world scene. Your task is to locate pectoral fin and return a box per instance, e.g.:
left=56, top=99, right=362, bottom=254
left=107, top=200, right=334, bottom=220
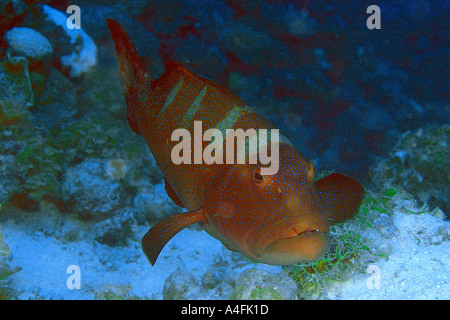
left=142, top=208, right=205, bottom=265
left=315, top=173, right=365, bottom=224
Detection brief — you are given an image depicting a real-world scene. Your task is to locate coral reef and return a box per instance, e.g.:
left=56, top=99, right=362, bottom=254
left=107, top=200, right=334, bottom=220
left=0, top=226, right=20, bottom=299
left=94, top=284, right=138, bottom=300
left=231, top=269, right=298, bottom=300
left=162, top=267, right=297, bottom=300
left=61, top=158, right=126, bottom=219
left=0, top=59, right=33, bottom=126
left=163, top=270, right=201, bottom=299
left=0, top=226, right=12, bottom=278
left=368, top=125, right=449, bottom=215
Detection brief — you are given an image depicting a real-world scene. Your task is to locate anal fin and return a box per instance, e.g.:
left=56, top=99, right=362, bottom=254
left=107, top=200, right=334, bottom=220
left=315, top=173, right=365, bottom=224
left=221, top=241, right=237, bottom=252
left=142, top=209, right=205, bottom=265
left=164, top=177, right=185, bottom=208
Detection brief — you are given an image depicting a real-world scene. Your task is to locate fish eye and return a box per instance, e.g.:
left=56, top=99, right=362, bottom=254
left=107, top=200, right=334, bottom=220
left=254, top=172, right=263, bottom=181
left=252, top=169, right=269, bottom=188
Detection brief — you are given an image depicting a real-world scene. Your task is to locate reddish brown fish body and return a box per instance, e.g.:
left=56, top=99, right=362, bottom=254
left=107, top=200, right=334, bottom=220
left=107, top=19, right=365, bottom=266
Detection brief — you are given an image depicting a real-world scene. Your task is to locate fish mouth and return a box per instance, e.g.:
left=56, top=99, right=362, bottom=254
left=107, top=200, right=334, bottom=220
left=290, top=227, right=326, bottom=237
left=245, top=216, right=330, bottom=262
left=257, top=228, right=330, bottom=266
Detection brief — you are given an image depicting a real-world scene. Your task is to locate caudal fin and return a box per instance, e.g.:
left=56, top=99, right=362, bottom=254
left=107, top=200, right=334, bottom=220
left=315, top=173, right=365, bottom=224
left=106, top=19, right=151, bottom=135
left=142, top=209, right=206, bottom=265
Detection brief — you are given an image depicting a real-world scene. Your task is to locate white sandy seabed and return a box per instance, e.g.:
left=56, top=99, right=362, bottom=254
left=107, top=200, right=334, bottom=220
left=1, top=212, right=282, bottom=300
left=1, top=190, right=449, bottom=300
left=327, top=213, right=450, bottom=299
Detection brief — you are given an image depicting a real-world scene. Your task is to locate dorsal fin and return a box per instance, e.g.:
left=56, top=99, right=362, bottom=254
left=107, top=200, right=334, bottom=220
left=107, top=18, right=151, bottom=136
left=315, top=173, right=365, bottom=224
left=142, top=209, right=206, bottom=265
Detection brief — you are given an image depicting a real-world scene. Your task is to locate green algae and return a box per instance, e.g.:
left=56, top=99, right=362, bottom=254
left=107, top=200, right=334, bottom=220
left=0, top=58, right=34, bottom=127
left=15, top=137, right=70, bottom=201
left=249, top=287, right=283, bottom=300
left=0, top=226, right=20, bottom=300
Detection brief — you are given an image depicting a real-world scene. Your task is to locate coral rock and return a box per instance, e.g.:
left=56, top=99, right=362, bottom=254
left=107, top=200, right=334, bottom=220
left=231, top=269, right=298, bottom=300
left=5, top=27, right=53, bottom=59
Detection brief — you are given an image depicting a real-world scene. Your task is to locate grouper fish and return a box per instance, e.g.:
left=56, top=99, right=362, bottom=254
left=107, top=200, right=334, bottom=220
left=106, top=19, right=365, bottom=266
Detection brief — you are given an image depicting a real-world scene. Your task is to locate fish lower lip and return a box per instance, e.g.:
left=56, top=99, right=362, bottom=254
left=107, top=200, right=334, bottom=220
left=296, top=229, right=327, bottom=236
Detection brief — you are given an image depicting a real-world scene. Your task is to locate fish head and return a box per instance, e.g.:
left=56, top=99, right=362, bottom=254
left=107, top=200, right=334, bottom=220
left=205, top=144, right=330, bottom=266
